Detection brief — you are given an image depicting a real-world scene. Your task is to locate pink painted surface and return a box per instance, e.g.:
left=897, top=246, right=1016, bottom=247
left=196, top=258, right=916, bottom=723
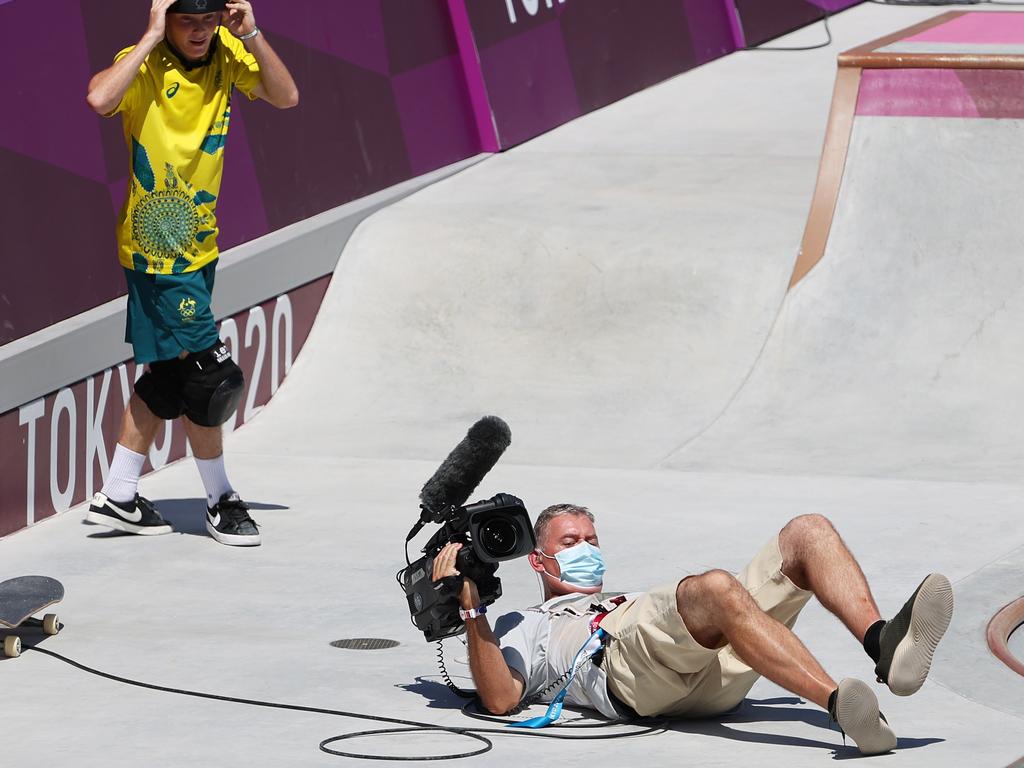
left=856, top=68, right=1024, bottom=118
left=905, top=12, right=1024, bottom=45
left=857, top=69, right=979, bottom=118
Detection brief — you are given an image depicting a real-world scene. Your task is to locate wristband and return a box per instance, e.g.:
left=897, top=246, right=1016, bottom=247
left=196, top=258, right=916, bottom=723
left=459, top=605, right=487, bottom=620
left=238, top=27, right=260, bottom=41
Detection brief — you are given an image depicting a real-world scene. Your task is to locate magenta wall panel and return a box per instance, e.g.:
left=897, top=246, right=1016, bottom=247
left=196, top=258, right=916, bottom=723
left=449, top=0, right=737, bottom=148
left=735, top=0, right=863, bottom=48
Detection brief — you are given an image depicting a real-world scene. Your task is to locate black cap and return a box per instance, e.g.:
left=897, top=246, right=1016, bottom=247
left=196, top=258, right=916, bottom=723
left=168, top=0, right=227, bottom=13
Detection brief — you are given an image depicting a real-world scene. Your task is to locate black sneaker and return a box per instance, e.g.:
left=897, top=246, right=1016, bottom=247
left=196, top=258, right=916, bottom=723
left=828, top=678, right=897, bottom=756
left=875, top=573, right=954, bottom=696
left=85, top=493, right=172, bottom=535
left=206, top=492, right=260, bottom=547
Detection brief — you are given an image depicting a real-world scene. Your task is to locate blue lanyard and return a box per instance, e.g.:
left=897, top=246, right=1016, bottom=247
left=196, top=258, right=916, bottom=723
left=508, top=627, right=606, bottom=729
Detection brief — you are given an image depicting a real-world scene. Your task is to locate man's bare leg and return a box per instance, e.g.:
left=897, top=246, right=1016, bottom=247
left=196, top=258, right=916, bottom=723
left=97, top=393, right=162, bottom=502
left=117, top=393, right=163, bottom=453
left=183, top=417, right=235, bottom=504
left=182, top=417, right=223, bottom=460
left=677, top=570, right=836, bottom=709
left=778, top=514, right=882, bottom=644
left=778, top=514, right=953, bottom=699
left=676, top=566, right=897, bottom=755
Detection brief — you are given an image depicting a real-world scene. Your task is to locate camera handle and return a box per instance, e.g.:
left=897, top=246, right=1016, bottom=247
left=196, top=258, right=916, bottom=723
left=455, top=550, right=500, bottom=600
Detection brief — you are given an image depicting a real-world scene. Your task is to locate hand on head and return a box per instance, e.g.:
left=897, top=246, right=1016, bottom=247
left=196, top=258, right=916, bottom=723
left=147, top=0, right=179, bottom=40
left=222, top=1, right=257, bottom=38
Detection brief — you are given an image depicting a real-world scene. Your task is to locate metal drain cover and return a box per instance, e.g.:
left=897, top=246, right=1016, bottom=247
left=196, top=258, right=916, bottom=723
left=330, top=638, right=400, bottom=650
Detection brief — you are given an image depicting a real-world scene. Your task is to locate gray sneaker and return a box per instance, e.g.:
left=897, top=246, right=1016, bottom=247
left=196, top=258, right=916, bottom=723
left=875, top=573, right=954, bottom=696
left=86, top=493, right=172, bottom=535
left=829, top=678, right=897, bottom=756
left=206, top=492, right=261, bottom=547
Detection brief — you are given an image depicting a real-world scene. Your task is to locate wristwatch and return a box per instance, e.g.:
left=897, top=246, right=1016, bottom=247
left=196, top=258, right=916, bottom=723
left=459, top=605, right=487, bottom=620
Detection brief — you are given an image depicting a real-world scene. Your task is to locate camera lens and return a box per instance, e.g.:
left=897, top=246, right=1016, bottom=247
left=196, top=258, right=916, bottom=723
left=479, top=517, right=519, bottom=558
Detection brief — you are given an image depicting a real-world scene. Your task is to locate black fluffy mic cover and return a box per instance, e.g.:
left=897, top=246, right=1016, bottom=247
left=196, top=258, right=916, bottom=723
left=419, top=416, right=512, bottom=517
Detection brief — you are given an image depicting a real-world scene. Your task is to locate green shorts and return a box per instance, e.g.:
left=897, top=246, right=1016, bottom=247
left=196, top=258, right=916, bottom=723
left=124, top=262, right=220, bottom=364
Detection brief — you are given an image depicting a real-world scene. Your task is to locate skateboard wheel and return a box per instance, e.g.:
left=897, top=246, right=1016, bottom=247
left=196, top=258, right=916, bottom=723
left=4, top=635, right=21, bottom=658
left=43, top=614, right=60, bottom=635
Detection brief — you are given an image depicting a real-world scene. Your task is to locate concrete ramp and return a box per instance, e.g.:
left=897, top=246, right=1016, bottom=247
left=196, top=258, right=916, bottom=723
left=667, top=111, right=1024, bottom=481
left=665, top=11, right=1024, bottom=483
left=239, top=73, right=820, bottom=469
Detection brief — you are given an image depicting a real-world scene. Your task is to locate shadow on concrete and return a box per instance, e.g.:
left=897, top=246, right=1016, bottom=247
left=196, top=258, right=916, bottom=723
left=397, top=675, right=476, bottom=710
left=396, top=686, right=946, bottom=758
left=672, top=698, right=944, bottom=758
left=81, top=497, right=290, bottom=539
left=0, top=627, right=61, bottom=661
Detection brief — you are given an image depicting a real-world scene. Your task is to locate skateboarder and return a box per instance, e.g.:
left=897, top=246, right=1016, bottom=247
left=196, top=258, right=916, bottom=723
left=433, top=505, right=954, bottom=756
left=83, top=0, right=297, bottom=546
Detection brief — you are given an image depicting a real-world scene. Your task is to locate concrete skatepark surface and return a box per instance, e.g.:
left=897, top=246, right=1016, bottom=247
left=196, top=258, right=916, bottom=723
left=2, top=4, right=1022, bottom=766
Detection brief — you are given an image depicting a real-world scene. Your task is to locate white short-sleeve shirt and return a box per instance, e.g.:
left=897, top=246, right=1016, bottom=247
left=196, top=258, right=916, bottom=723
left=494, top=592, right=639, bottom=718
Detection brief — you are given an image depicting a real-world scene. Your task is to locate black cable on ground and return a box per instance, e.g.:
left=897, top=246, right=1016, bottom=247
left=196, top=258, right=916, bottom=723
left=29, top=646, right=666, bottom=761
left=748, top=13, right=834, bottom=51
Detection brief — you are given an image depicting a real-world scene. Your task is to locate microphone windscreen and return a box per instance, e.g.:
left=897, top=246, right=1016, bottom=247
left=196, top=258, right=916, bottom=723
left=419, top=416, right=511, bottom=514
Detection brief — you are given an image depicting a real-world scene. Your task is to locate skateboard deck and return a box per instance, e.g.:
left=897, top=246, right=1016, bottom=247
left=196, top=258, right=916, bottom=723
left=0, top=576, right=64, bottom=658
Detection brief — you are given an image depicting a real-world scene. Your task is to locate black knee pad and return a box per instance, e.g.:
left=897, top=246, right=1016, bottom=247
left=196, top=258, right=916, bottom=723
left=135, top=360, right=186, bottom=420
left=181, top=342, right=245, bottom=427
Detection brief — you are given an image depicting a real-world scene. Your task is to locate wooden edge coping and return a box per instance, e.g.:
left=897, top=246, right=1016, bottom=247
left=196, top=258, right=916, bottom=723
left=789, top=66, right=861, bottom=288
left=841, top=11, right=1024, bottom=70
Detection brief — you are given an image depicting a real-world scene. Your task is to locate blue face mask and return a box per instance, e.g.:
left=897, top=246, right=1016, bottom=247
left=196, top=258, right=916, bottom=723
left=539, top=541, right=606, bottom=588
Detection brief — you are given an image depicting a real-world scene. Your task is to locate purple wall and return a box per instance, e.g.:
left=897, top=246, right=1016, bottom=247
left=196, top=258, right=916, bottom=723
left=735, top=0, right=863, bottom=48
left=0, top=0, right=479, bottom=346
left=455, top=0, right=737, bottom=148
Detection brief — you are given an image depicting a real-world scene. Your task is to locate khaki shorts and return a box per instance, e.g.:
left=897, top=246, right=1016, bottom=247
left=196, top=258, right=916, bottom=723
left=599, top=535, right=812, bottom=718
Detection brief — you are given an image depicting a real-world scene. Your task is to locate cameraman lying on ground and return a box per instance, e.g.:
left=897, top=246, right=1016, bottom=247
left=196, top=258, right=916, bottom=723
left=432, top=504, right=953, bottom=756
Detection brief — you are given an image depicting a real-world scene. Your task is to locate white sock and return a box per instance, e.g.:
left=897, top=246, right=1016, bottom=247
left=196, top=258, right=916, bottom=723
left=101, top=445, right=147, bottom=503
left=195, top=455, right=233, bottom=506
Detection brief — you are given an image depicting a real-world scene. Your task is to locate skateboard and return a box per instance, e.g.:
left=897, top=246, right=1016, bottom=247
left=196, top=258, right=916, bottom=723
left=0, top=576, right=64, bottom=658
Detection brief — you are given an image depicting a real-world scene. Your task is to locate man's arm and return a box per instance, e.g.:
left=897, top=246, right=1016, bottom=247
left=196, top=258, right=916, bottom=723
left=432, top=543, right=525, bottom=714
left=222, top=1, right=299, bottom=109
left=86, top=0, right=176, bottom=116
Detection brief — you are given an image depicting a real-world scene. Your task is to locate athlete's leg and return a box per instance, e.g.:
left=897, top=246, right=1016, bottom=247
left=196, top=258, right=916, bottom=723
left=183, top=418, right=223, bottom=461
left=98, top=393, right=163, bottom=502
left=116, top=392, right=164, bottom=453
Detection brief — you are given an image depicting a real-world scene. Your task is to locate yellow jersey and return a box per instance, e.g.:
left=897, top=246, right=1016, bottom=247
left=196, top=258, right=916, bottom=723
left=110, top=28, right=261, bottom=274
